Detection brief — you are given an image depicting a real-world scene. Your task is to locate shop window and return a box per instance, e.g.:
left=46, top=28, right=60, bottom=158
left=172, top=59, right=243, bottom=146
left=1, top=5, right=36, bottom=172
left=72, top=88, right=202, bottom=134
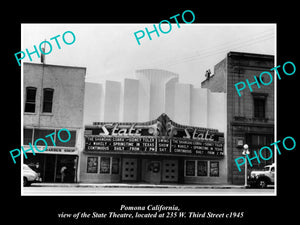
left=24, top=128, right=33, bottom=145
left=251, top=134, right=267, bottom=146
left=100, top=157, right=111, bottom=174
left=55, top=130, right=76, bottom=147
left=87, top=157, right=98, bottom=173
left=197, top=161, right=208, bottom=176
left=25, top=87, right=37, bottom=113
left=34, top=129, right=55, bottom=146
left=111, top=158, right=120, bottom=174
left=32, top=128, right=76, bottom=147
left=42, top=88, right=54, bottom=113
left=185, top=160, right=219, bottom=177
left=210, top=162, right=219, bottom=177
left=185, top=160, right=196, bottom=176
left=247, top=134, right=274, bottom=167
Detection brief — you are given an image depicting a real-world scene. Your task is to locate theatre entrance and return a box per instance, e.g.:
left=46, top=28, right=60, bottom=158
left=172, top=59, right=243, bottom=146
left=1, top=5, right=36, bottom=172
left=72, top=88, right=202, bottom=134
left=141, top=159, right=179, bottom=184
left=120, top=158, right=179, bottom=184
left=122, top=158, right=138, bottom=181
left=161, top=159, right=178, bottom=182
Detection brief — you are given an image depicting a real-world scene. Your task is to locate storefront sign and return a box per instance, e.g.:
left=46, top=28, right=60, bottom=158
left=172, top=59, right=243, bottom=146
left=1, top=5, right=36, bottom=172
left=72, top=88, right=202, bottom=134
left=86, top=123, right=157, bottom=137
left=85, top=114, right=224, bottom=157
left=26, top=146, right=77, bottom=155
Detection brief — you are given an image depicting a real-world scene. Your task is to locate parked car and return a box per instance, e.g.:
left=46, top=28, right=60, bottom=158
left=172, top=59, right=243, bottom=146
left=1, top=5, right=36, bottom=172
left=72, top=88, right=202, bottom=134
left=248, top=163, right=275, bottom=188
left=23, top=164, right=40, bottom=186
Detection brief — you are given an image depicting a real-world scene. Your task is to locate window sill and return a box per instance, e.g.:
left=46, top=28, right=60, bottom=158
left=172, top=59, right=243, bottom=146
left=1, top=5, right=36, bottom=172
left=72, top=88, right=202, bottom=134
left=40, top=112, right=54, bottom=116
left=24, top=112, right=54, bottom=116
left=24, top=112, right=37, bottom=115
left=253, top=117, right=269, bottom=123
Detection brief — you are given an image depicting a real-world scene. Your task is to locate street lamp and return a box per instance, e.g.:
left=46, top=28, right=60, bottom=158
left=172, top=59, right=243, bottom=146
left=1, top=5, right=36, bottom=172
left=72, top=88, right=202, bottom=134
left=242, top=144, right=250, bottom=187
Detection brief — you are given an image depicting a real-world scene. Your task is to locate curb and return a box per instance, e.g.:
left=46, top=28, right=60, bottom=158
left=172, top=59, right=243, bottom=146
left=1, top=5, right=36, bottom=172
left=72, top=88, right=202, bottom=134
left=31, top=183, right=246, bottom=189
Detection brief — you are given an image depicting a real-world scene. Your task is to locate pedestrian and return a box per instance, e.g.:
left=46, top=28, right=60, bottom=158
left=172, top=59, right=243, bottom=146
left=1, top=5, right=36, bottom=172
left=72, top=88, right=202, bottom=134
left=60, top=165, right=67, bottom=183
left=35, top=162, right=42, bottom=182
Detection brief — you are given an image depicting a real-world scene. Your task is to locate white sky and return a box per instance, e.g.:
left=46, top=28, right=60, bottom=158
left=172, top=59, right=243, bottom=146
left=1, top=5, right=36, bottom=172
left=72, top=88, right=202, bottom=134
left=21, top=23, right=275, bottom=86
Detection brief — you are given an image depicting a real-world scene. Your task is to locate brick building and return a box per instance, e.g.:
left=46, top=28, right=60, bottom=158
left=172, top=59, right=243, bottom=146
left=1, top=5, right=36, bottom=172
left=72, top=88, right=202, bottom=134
left=202, top=52, right=274, bottom=185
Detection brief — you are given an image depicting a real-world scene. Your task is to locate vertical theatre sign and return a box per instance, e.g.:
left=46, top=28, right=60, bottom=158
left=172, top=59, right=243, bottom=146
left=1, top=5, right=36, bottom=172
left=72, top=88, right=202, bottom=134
left=85, top=114, right=224, bottom=156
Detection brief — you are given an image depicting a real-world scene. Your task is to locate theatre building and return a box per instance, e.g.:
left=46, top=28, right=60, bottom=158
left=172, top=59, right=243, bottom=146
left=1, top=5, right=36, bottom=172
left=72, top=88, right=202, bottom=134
left=23, top=62, right=86, bottom=183
left=80, top=69, right=227, bottom=184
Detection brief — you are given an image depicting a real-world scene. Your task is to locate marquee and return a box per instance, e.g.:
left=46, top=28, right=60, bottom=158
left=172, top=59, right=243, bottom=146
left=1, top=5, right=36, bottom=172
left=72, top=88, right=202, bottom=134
left=84, top=114, right=224, bottom=157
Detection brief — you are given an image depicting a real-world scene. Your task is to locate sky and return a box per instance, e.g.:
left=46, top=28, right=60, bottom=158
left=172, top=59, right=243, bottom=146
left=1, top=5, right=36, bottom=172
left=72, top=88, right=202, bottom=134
left=21, top=23, right=275, bottom=86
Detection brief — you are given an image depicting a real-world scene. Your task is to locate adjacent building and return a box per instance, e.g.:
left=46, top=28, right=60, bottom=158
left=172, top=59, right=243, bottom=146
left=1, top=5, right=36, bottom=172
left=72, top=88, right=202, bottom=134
left=202, top=51, right=275, bottom=185
left=23, top=62, right=86, bottom=183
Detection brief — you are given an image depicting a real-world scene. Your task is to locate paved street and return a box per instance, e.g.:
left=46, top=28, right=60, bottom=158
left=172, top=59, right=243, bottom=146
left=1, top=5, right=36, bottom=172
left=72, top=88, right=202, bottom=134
left=22, top=185, right=275, bottom=195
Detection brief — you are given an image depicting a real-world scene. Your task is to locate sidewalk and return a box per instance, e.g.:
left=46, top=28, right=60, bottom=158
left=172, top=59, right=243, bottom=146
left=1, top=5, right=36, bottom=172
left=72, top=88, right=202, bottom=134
left=31, top=182, right=246, bottom=189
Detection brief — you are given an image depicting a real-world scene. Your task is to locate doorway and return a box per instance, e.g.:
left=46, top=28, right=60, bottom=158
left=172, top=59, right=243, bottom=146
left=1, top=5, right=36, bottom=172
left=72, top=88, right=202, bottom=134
left=147, top=161, right=162, bottom=184
left=24, top=154, right=77, bottom=183
left=162, top=160, right=178, bottom=183
left=122, top=158, right=138, bottom=181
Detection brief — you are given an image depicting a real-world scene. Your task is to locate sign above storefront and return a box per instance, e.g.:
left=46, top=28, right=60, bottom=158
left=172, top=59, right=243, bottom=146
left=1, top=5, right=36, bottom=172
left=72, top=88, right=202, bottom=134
left=29, top=146, right=78, bottom=155
left=85, top=114, right=224, bottom=157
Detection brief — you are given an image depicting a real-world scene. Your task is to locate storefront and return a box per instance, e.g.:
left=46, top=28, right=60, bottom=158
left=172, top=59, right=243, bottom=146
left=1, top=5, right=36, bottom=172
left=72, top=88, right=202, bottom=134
left=24, top=153, right=77, bottom=183
left=23, top=127, right=79, bottom=183
left=80, top=114, right=226, bottom=184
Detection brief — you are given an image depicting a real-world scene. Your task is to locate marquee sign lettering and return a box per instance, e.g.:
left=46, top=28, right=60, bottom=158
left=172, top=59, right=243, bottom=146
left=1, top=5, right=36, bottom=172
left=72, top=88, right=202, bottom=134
left=85, top=114, right=224, bottom=157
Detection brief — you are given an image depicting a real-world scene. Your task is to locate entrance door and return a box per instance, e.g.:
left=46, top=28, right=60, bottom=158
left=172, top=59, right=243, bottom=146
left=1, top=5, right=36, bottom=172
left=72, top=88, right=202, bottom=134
left=44, top=154, right=56, bottom=182
left=55, top=155, right=76, bottom=183
left=148, top=161, right=161, bottom=184
left=162, top=160, right=178, bottom=182
left=122, top=158, right=137, bottom=181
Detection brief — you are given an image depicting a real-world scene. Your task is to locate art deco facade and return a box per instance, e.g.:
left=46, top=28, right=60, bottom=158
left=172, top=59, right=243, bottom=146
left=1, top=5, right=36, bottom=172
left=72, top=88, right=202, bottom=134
left=81, top=69, right=227, bottom=184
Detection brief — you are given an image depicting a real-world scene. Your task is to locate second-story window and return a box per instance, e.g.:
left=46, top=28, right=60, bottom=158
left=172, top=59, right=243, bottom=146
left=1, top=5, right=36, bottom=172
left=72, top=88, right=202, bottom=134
left=252, top=93, right=267, bottom=119
left=254, top=98, right=265, bottom=118
left=42, top=88, right=54, bottom=113
left=25, top=87, right=37, bottom=113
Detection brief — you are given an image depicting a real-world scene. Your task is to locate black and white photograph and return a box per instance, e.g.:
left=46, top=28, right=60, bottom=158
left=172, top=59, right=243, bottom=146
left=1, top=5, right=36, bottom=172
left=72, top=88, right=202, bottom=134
left=19, top=22, right=278, bottom=197
left=4, top=5, right=298, bottom=225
